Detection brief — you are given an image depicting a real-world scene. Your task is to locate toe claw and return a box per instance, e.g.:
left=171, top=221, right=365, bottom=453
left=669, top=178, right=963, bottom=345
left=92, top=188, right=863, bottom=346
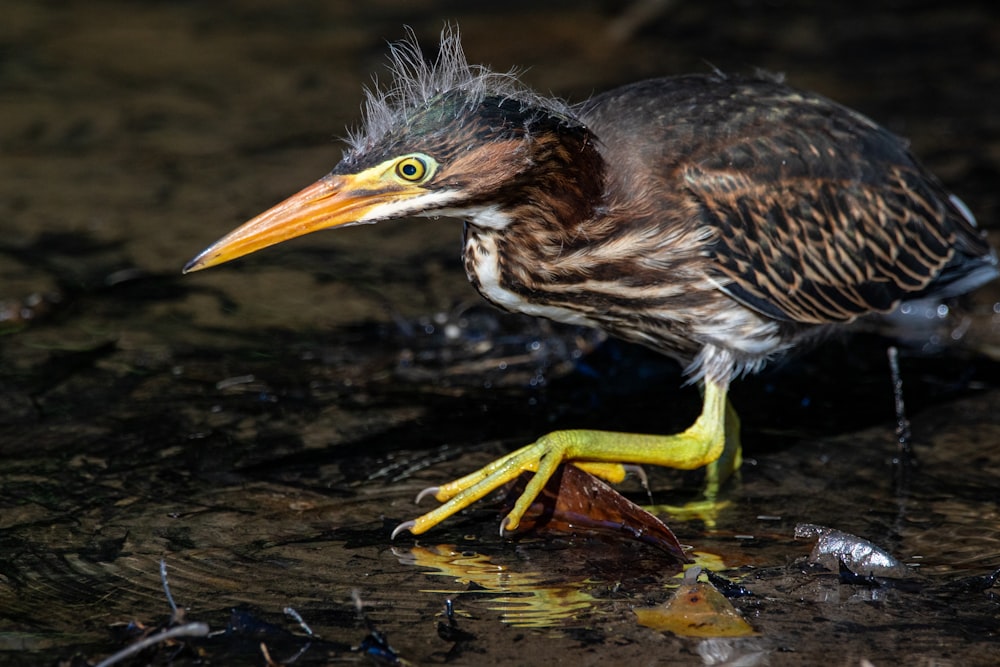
left=623, top=464, right=652, bottom=503
left=391, top=520, right=416, bottom=540
left=499, top=514, right=521, bottom=537
left=622, top=464, right=648, bottom=489
left=415, top=486, right=440, bottom=504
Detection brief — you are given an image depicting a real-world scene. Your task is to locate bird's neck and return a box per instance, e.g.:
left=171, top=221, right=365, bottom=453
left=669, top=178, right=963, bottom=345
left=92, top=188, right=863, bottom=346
left=466, top=116, right=607, bottom=231
left=461, top=125, right=610, bottom=326
left=514, top=121, right=606, bottom=230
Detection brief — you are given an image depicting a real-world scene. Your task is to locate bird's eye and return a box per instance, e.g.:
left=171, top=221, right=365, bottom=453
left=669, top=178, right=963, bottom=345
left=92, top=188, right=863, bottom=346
left=394, top=155, right=429, bottom=182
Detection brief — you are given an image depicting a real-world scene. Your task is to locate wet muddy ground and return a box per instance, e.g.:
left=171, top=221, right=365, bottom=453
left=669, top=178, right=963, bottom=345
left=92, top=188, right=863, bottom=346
left=2, top=1, right=1000, bottom=665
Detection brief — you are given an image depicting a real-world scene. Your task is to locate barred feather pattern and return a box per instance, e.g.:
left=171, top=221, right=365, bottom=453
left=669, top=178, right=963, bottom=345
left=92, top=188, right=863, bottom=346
left=461, top=74, right=994, bottom=382
left=465, top=206, right=793, bottom=383
left=699, top=169, right=957, bottom=323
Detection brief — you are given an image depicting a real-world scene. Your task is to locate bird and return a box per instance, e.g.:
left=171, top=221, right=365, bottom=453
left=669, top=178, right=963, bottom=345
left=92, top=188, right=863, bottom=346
left=185, top=27, right=997, bottom=538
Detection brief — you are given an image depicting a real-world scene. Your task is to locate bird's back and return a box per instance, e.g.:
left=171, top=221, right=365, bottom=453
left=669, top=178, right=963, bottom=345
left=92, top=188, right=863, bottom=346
left=576, top=73, right=996, bottom=326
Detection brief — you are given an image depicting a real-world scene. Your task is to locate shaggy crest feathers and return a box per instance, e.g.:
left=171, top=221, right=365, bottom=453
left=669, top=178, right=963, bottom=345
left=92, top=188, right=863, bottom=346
left=344, top=26, right=571, bottom=158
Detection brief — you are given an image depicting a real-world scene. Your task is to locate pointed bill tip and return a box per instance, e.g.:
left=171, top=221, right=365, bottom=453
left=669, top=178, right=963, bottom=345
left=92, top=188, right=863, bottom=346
left=182, top=252, right=211, bottom=274
left=182, top=238, right=241, bottom=274
left=180, top=174, right=382, bottom=276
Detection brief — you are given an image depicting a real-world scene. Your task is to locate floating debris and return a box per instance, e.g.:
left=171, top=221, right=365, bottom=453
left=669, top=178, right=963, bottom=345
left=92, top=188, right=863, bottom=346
left=795, top=524, right=911, bottom=578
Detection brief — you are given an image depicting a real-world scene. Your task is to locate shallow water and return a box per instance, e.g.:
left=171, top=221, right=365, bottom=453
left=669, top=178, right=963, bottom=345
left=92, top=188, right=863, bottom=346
left=2, top=1, right=999, bottom=665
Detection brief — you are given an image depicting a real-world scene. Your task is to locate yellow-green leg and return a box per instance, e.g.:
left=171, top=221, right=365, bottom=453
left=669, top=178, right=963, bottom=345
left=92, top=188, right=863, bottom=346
left=704, top=397, right=742, bottom=495
left=392, top=378, right=733, bottom=537
left=652, top=394, right=741, bottom=528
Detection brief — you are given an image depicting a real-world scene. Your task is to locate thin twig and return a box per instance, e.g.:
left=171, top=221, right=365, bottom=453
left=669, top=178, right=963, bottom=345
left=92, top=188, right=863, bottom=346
left=887, top=347, right=915, bottom=495
left=159, top=558, right=179, bottom=619
left=887, top=346, right=914, bottom=553
left=887, top=347, right=913, bottom=462
left=284, top=606, right=314, bottom=636
left=93, top=623, right=210, bottom=667
left=260, top=641, right=277, bottom=666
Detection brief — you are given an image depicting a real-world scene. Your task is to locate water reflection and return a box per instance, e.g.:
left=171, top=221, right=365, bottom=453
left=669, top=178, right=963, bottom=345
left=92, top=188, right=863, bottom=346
left=394, top=544, right=732, bottom=629
left=396, top=545, right=595, bottom=628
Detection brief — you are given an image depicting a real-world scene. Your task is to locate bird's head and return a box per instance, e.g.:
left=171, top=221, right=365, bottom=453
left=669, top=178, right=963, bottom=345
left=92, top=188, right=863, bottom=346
left=184, top=27, right=604, bottom=273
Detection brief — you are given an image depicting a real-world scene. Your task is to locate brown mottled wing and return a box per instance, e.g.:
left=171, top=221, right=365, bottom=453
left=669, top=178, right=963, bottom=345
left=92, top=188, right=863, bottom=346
left=683, top=89, right=990, bottom=324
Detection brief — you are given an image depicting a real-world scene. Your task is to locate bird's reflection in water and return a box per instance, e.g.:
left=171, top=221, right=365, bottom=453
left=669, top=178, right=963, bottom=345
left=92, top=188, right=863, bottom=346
left=393, top=544, right=727, bottom=629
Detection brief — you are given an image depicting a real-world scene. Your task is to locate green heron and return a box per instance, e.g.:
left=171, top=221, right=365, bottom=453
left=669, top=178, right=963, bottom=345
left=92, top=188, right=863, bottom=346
left=186, top=29, right=997, bottom=537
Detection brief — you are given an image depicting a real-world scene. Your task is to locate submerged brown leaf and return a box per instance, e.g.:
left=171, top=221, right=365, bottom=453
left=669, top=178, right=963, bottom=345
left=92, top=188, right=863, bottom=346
left=504, top=463, right=691, bottom=563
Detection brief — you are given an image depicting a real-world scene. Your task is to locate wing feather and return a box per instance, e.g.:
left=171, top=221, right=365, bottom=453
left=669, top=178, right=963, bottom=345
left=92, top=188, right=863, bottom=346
left=682, top=98, right=990, bottom=324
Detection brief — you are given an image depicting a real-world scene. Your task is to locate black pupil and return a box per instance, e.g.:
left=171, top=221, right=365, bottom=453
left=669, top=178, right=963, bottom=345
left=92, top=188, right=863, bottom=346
left=402, top=162, right=418, bottom=176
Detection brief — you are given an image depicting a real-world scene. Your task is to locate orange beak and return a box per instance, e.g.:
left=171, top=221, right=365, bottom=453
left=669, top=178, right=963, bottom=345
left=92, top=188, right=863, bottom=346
left=184, top=173, right=408, bottom=273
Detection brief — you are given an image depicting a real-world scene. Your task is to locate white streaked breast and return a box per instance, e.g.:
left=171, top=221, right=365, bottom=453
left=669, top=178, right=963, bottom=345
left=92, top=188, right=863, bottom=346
left=466, top=234, right=600, bottom=327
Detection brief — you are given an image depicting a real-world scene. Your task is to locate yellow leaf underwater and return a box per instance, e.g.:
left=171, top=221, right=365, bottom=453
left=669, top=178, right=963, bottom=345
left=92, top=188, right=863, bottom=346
left=634, top=569, right=756, bottom=638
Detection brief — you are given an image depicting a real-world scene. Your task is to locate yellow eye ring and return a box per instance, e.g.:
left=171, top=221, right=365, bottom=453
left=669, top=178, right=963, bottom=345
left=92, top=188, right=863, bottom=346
left=395, top=156, right=428, bottom=182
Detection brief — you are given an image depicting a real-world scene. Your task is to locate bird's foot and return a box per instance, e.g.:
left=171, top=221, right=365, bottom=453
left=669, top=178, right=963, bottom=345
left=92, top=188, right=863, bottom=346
left=390, top=379, right=732, bottom=538
left=392, top=432, right=631, bottom=537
